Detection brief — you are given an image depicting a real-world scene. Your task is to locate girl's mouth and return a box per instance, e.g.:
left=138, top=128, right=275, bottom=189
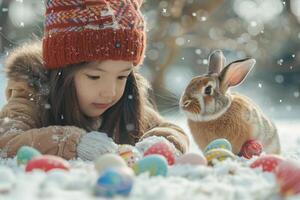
left=92, top=103, right=111, bottom=109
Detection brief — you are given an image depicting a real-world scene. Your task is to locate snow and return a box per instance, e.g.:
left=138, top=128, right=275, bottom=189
left=0, top=118, right=300, bottom=200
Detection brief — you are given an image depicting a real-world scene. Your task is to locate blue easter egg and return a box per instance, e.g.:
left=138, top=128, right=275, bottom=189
left=95, top=167, right=134, bottom=197
left=204, top=138, right=232, bottom=153
left=132, top=155, right=168, bottom=176
left=17, top=146, right=41, bottom=165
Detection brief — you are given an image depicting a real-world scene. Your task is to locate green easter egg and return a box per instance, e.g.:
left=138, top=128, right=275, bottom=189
left=132, top=155, right=168, bottom=176
left=17, top=146, right=41, bottom=165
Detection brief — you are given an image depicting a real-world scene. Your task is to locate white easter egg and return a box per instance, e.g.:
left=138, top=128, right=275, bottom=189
left=175, top=152, right=207, bottom=166
left=94, top=154, right=127, bottom=174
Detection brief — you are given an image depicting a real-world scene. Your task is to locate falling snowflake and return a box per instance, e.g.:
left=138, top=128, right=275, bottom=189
left=195, top=49, right=202, bottom=55
left=2, top=8, right=8, bottom=12
left=44, top=104, right=51, bottom=109
left=126, top=124, right=135, bottom=131
left=294, top=91, right=299, bottom=98
left=258, top=83, right=262, bottom=88
left=200, top=16, right=207, bottom=21
left=275, top=74, right=284, bottom=83
left=181, top=57, right=185, bottom=60
left=277, top=59, right=283, bottom=65
left=291, top=54, right=295, bottom=58
left=279, top=99, right=282, bottom=103
left=128, top=95, right=133, bottom=99
left=286, top=105, right=292, bottom=111
left=192, top=12, right=197, bottom=17
left=202, top=59, right=208, bottom=65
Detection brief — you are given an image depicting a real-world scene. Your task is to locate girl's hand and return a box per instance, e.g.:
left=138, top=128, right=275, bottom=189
left=76, top=131, right=118, bottom=161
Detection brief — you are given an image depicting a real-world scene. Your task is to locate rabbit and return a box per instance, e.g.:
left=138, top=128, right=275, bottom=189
left=179, top=50, right=280, bottom=155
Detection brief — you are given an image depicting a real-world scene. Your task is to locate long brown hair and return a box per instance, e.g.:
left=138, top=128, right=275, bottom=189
left=43, top=62, right=152, bottom=144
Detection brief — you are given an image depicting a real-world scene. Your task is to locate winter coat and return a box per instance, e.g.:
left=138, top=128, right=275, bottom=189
left=0, top=42, right=189, bottom=159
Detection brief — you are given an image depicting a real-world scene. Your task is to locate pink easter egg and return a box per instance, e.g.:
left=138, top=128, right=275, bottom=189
left=250, top=154, right=284, bottom=173
left=240, top=139, right=263, bottom=159
left=144, top=142, right=175, bottom=165
left=25, top=155, right=70, bottom=172
left=275, top=160, right=300, bottom=197
left=175, top=152, right=207, bottom=166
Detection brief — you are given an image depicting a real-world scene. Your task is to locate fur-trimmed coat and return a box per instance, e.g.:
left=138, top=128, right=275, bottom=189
left=0, top=42, right=189, bottom=159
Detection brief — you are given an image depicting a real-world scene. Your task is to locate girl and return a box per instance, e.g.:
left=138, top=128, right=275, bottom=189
left=0, top=0, right=189, bottom=160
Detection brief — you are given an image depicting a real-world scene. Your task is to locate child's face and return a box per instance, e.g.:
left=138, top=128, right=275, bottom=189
left=74, top=60, right=133, bottom=117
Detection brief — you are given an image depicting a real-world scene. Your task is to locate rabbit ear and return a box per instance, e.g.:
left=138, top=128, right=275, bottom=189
left=219, top=58, right=255, bottom=90
left=208, top=50, right=226, bottom=75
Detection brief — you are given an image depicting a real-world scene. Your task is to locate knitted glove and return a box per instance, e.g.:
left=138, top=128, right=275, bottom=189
left=76, top=131, right=118, bottom=161
left=135, top=135, right=182, bottom=159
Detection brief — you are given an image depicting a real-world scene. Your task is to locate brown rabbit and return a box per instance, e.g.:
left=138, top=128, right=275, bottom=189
left=180, top=50, right=280, bottom=154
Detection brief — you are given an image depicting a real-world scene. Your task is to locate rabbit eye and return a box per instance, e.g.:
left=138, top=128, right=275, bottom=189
left=204, top=85, right=213, bottom=95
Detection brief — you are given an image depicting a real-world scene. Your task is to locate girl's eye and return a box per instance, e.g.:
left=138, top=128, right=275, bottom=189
left=118, top=76, right=128, bottom=80
left=86, top=75, right=100, bottom=80
left=204, top=85, right=213, bottom=95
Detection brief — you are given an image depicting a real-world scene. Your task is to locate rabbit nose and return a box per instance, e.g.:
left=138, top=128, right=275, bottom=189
left=183, top=100, right=192, bottom=107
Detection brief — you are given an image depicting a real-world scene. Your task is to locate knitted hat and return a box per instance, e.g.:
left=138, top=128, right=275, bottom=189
left=43, top=0, right=145, bottom=69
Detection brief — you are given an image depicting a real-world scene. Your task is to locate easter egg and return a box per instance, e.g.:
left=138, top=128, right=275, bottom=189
left=239, top=139, right=263, bottom=159
left=144, top=142, right=175, bottom=165
left=132, top=155, right=168, bottom=176
left=118, top=145, right=142, bottom=167
left=94, top=167, right=134, bottom=197
left=175, top=152, right=207, bottom=166
left=204, top=148, right=235, bottom=165
left=204, top=138, right=232, bottom=153
left=25, top=155, right=70, bottom=172
left=94, top=154, right=127, bottom=174
left=17, top=146, right=42, bottom=165
left=250, top=154, right=284, bottom=172
left=275, top=160, right=300, bottom=197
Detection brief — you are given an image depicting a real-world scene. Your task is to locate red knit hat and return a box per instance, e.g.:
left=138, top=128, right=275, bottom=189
left=43, top=0, right=145, bottom=69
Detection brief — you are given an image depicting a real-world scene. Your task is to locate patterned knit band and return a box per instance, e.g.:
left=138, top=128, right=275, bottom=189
left=43, top=0, right=145, bottom=69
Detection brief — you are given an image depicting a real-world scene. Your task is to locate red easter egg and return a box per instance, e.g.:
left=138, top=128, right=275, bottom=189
left=250, top=154, right=284, bottom=172
left=25, top=155, right=70, bottom=172
left=275, top=160, right=300, bottom=197
left=240, top=139, right=263, bottom=159
left=144, top=142, right=175, bottom=165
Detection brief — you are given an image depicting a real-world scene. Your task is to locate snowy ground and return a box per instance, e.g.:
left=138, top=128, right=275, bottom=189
left=0, top=116, right=300, bottom=200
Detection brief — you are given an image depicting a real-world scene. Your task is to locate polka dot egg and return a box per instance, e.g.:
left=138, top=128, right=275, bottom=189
left=118, top=145, right=142, bottom=167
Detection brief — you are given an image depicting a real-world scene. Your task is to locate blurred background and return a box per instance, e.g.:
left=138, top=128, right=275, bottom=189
left=0, top=0, right=299, bottom=120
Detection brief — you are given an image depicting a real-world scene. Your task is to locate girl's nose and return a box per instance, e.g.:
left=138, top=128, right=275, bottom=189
left=100, top=83, right=116, bottom=99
